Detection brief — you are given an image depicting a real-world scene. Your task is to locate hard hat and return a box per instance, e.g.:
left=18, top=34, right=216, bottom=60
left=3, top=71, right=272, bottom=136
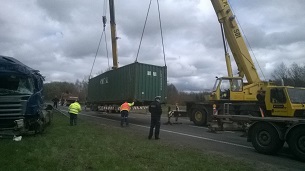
left=155, top=96, right=161, bottom=102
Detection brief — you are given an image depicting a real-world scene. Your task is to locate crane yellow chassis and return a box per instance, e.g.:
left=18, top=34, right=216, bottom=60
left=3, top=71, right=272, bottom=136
left=185, top=0, right=305, bottom=161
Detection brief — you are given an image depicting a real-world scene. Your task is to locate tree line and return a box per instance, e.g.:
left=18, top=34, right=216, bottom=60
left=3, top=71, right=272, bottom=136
left=43, top=62, right=305, bottom=104
left=43, top=80, right=206, bottom=105
left=271, top=62, right=305, bottom=87
left=43, top=79, right=88, bottom=102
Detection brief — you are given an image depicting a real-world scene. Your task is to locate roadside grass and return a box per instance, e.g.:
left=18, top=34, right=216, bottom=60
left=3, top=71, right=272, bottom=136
left=0, top=111, right=255, bottom=171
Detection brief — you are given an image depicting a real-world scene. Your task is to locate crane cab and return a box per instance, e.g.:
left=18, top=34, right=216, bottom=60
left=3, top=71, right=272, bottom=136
left=209, top=77, right=244, bottom=101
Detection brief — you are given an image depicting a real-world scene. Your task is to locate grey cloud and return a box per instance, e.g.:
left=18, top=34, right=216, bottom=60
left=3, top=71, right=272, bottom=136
left=1, top=0, right=305, bottom=92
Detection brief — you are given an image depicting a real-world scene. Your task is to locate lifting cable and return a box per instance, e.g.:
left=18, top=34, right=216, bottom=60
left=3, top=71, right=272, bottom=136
left=135, top=0, right=152, bottom=63
left=135, top=0, right=167, bottom=66
left=220, top=23, right=229, bottom=55
left=237, top=17, right=266, bottom=80
left=157, top=0, right=167, bottom=66
left=103, top=0, right=110, bottom=69
left=229, top=1, right=266, bottom=80
left=103, top=17, right=110, bottom=68
left=89, top=0, right=109, bottom=79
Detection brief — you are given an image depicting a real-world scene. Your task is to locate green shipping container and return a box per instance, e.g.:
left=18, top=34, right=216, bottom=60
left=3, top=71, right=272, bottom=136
left=88, top=62, right=167, bottom=105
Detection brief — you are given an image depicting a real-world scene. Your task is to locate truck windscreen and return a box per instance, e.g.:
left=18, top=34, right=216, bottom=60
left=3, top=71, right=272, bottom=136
left=287, top=87, right=305, bottom=104
left=0, top=75, right=34, bottom=94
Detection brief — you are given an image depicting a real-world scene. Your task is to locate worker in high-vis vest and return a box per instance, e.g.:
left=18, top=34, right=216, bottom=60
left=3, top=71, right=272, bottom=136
left=120, top=101, right=134, bottom=127
left=68, top=99, right=82, bottom=126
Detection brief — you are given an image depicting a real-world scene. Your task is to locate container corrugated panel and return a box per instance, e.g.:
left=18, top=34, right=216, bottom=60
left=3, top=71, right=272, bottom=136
left=88, top=62, right=167, bottom=105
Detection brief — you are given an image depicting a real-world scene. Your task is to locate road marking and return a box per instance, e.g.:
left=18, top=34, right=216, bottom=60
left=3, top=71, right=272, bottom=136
left=56, top=109, right=109, bottom=126
left=80, top=113, right=120, bottom=122
left=189, top=125, right=236, bottom=133
left=79, top=113, right=253, bottom=150
left=55, top=108, right=69, bottom=117
left=224, top=131, right=236, bottom=133
left=83, top=113, right=137, bottom=119
left=189, top=125, right=209, bottom=129
left=134, top=124, right=252, bottom=149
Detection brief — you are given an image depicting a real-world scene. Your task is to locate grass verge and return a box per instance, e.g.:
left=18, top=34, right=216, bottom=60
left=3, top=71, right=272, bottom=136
left=0, top=110, right=255, bottom=171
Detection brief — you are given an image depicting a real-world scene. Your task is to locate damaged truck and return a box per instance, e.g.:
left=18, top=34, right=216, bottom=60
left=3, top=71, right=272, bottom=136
left=0, top=55, right=52, bottom=136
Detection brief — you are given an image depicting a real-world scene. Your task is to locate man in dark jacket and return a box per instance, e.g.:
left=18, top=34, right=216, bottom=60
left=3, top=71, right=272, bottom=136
left=52, top=96, right=59, bottom=108
left=148, top=96, right=162, bottom=140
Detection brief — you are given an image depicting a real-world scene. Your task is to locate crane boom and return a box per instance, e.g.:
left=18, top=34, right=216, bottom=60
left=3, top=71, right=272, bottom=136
left=109, top=0, right=118, bottom=69
left=186, top=1, right=305, bottom=161
left=211, top=0, right=260, bottom=84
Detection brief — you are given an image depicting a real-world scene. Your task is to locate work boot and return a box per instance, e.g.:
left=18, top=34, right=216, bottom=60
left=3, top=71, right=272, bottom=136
left=155, top=137, right=160, bottom=140
left=148, top=136, right=152, bottom=140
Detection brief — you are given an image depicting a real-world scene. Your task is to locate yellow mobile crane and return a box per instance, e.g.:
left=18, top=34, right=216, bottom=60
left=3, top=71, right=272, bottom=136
left=186, top=0, right=305, bottom=160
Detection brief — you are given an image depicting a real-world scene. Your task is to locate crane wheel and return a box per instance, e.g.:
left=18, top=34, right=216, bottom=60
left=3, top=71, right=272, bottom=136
left=191, top=107, right=207, bottom=126
left=288, top=127, right=305, bottom=161
left=251, top=122, right=284, bottom=155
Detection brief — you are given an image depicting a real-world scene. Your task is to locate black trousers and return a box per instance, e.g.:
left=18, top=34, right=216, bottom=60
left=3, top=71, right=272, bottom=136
left=121, top=110, right=129, bottom=126
left=69, top=113, right=77, bottom=126
left=149, top=116, right=161, bottom=138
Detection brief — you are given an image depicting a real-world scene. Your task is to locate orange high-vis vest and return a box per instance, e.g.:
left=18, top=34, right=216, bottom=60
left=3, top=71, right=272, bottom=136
left=120, top=102, right=130, bottom=112
left=120, top=102, right=133, bottom=112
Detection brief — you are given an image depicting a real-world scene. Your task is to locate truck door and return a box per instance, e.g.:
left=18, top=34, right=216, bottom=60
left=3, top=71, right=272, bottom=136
left=230, top=78, right=244, bottom=100
left=219, top=79, right=230, bottom=100
left=270, top=88, right=288, bottom=116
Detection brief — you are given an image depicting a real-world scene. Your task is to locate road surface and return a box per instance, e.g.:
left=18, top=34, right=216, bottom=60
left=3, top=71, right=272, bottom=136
left=56, top=106, right=304, bottom=170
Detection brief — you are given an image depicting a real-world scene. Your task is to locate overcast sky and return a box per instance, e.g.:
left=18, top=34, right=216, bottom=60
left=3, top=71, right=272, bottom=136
left=1, top=0, right=305, bottom=92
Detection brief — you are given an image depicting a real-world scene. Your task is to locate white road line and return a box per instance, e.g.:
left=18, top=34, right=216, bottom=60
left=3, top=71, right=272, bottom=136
left=85, top=113, right=136, bottom=119
left=55, top=108, right=69, bottom=117
left=80, top=113, right=253, bottom=150
left=189, top=125, right=236, bottom=133
left=189, top=125, right=209, bottom=129
left=134, top=124, right=252, bottom=149
left=80, top=113, right=118, bottom=122
left=224, top=131, right=236, bottom=133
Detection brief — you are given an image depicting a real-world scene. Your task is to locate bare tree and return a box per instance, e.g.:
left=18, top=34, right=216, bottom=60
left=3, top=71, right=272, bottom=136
left=167, top=84, right=179, bottom=104
left=272, top=62, right=289, bottom=80
left=288, top=63, right=305, bottom=87
left=271, top=62, right=305, bottom=87
left=271, top=62, right=292, bottom=85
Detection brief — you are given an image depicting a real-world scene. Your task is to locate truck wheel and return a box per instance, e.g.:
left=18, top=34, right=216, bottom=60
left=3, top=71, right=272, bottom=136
left=251, top=123, right=284, bottom=155
left=288, top=127, right=305, bottom=161
left=192, top=108, right=207, bottom=126
left=35, top=116, right=46, bottom=134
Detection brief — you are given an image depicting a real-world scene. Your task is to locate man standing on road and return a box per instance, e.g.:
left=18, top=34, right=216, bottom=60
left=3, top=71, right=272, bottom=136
left=120, top=100, right=134, bottom=127
left=175, top=103, right=180, bottom=122
left=148, top=96, right=162, bottom=140
left=52, top=96, right=59, bottom=108
left=68, top=99, right=81, bottom=126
